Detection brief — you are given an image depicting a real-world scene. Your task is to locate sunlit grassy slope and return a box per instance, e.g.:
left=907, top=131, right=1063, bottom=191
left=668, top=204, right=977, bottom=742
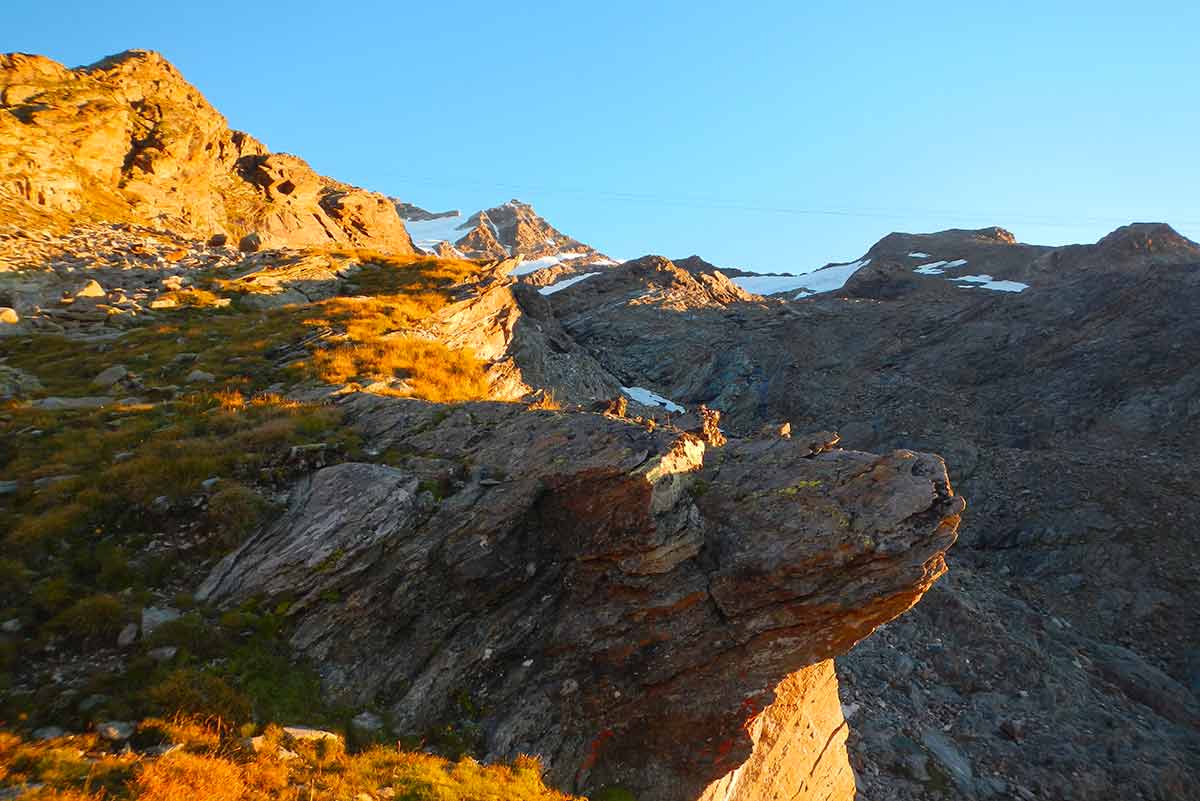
left=0, top=720, right=576, bottom=800
left=0, top=252, right=570, bottom=799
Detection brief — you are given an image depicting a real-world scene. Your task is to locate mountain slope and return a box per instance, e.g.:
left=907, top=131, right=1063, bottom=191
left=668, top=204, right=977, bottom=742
left=535, top=233, right=1200, bottom=799
left=0, top=50, right=415, bottom=254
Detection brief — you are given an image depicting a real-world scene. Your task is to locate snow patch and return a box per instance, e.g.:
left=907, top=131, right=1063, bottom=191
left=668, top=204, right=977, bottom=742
left=620, top=386, right=685, bottom=413
left=403, top=213, right=472, bottom=254
left=909, top=251, right=932, bottom=258
left=913, top=259, right=967, bottom=276
left=511, top=252, right=592, bottom=276
left=538, top=273, right=599, bottom=295
left=733, top=258, right=871, bottom=298
left=952, top=274, right=1029, bottom=293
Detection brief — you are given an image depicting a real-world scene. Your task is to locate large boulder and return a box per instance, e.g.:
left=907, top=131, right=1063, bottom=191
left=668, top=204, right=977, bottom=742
left=199, top=396, right=964, bottom=800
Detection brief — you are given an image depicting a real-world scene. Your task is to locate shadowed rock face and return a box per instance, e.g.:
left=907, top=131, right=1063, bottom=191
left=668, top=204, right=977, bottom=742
left=199, top=396, right=963, bottom=800
left=534, top=235, right=1200, bottom=799
left=0, top=50, right=414, bottom=253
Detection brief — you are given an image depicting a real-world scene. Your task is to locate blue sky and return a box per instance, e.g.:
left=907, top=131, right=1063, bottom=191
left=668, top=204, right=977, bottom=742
left=9, top=1, right=1200, bottom=272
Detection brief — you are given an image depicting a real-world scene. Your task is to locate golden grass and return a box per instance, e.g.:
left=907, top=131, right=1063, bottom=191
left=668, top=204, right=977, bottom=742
left=312, top=338, right=491, bottom=402
left=135, top=752, right=245, bottom=801
left=0, top=724, right=580, bottom=801
left=154, top=288, right=227, bottom=309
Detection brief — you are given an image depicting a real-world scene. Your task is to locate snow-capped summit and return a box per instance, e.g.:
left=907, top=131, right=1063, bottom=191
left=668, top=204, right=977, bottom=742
left=394, top=198, right=617, bottom=277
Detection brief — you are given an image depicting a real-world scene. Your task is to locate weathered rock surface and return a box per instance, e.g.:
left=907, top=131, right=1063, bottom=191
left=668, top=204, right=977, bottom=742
left=199, top=396, right=963, bottom=800
left=0, top=50, right=414, bottom=254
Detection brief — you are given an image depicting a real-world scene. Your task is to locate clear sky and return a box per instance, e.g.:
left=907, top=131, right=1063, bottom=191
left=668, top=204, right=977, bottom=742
left=8, top=1, right=1200, bottom=272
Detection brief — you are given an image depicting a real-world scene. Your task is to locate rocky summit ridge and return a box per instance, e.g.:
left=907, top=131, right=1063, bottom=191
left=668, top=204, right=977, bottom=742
left=0, top=50, right=415, bottom=254
left=1, top=48, right=1198, bottom=801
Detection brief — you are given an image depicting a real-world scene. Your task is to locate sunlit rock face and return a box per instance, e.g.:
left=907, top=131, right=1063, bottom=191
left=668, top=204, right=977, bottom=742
left=0, top=50, right=415, bottom=253
left=699, top=661, right=854, bottom=801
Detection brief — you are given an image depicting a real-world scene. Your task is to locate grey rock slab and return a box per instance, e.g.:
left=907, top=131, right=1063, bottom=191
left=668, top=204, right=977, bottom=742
left=185, top=369, right=215, bottom=383
left=920, top=728, right=975, bottom=795
left=30, top=396, right=111, bottom=410
left=148, top=646, right=178, bottom=662
left=32, top=726, right=65, bottom=741
left=140, top=606, right=181, bottom=637
left=91, top=364, right=128, bottom=388
left=117, top=622, right=138, bottom=647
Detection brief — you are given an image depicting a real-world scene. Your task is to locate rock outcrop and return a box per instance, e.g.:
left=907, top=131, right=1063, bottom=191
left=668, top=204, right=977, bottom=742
left=199, top=396, right=963, bottom=800
left=0, top=50, right=415, bottom=254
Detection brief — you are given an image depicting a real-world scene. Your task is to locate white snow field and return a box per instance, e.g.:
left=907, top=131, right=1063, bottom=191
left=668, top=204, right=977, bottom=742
left=732, top=258, right=872, bottom=299
left=620, top=386, right=685, bottom=413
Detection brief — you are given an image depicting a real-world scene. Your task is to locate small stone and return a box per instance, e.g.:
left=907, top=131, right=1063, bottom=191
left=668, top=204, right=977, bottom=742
left=75, top=279, right=107, bottom=299
left=186, top=369, right=215, bottom=383
left=32, top=726, right=65, bottom=740
left=1, top=618, right=22, bottom=633
left=97, top=720, right=134, bottom=741
left=208, top=233, right=228, bottom=247
left=141, top=606, right=181, bottom=637
left=148, top=646, right=178, bottom=662
left=113, top=452, right=134, bottom=463
left=560, top=678, right=580, bottom=696
left=91, top=365, right=128, bottom=389
left=281, top=726, right=341, bottom=744
left=117, top=622, right=138, bottom=647
left=79, top=693, right=109, bottom=713
left=0, top=307, right=19, bottom=325
left=151, top=496, right=172, bottom=513
left=1000, top=718, right=1026, bottom=741
left=149, top=298, right=178, bottom=309
left=0, top=481, right=19, bottom=496
left=201, top=477, right=221, bottom=491
left=238, top=232, right=263, bottom=253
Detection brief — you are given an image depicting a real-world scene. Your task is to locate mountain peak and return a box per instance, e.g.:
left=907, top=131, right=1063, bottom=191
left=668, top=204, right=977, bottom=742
left=0, top=49, right=415, bottom=254
left=1095, top=222, right=1200, bottom=259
